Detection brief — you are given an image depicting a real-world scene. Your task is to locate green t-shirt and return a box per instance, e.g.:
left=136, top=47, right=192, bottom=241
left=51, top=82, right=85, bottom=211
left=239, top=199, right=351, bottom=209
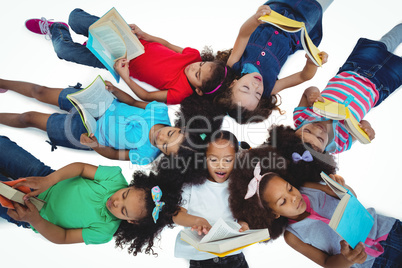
left=33, top=166, right=128, bottom=245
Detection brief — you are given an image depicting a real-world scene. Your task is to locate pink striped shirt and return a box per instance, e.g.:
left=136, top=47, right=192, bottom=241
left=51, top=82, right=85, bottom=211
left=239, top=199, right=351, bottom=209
left=294, top=71, right=379, bottom=154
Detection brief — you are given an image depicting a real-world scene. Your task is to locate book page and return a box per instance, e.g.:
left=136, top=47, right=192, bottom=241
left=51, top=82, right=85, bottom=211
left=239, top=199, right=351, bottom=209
left=300, top=27, right=322, bottom=66
left=200, top=218, right=243, bottom=243
left=67, top=76, right=115, bottom=119
left=90, top=22, right=126, bottom=60
left=313, top=98, right=347, bottom=120
left=320, top=172, right=347, bottom=199
left=259, top=11, right=303, bottom=33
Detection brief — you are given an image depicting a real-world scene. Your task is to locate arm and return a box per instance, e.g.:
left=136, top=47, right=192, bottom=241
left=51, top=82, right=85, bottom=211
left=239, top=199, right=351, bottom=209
left=173, top=207, right=212, bottom=235
left=105, top=80, right=148, bottom=109
left=14, top=163, right=98, bottom=199
left=296, top=86, right=324, bottom=107
left=272, top=52, right=328, bottom=95
left=80, top=134, right=131, bottom=161
left=227, top=5, right=272, bottom=67
left=8, top=200, right=84, bottom=244
left=129, top=24, right=184, bottom=53
left=284, top=231, right=367, bottom=268
left=113, top=59, right=168, bottom=103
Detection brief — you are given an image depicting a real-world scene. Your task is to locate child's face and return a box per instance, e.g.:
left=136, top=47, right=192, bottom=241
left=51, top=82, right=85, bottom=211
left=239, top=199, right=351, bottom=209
left=295, top=122, right=329, bottom=152
left=184, top=61, right=215, bottom=92
left=231, top=72, right=263, bottom=111
left=206, top=138, right=236, bottom=183
left=106, top=186, right=147, bottom=223
left=262, top=176, right=306, bottom=220
left=153, top=126, right=184, bottom=155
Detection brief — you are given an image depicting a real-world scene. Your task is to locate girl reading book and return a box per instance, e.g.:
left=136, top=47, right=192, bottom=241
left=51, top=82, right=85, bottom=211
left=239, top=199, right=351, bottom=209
left=0, top=135, right=181, bottom=255
left=213, top=0, right=331, bottom=124
left=293, top=23, right=402, bottom=154
left=25, top=8, right=227, bottom=105
left=228, top=148, right=402, bottom=267
left=0, top=77, right=189, bottom=165
left=172, top=130, right=250, bottom=268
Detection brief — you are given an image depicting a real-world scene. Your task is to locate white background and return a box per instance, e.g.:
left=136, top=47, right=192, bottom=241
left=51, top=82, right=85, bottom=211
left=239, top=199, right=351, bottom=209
left=0, top=0, right=401, bottom=267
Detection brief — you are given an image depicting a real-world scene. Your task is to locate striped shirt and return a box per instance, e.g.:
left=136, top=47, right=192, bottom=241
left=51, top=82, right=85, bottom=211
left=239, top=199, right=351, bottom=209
left=294, top=71, right=379, bottom=154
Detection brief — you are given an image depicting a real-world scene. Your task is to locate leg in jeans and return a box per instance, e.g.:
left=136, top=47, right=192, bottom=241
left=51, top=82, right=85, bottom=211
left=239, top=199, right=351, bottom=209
left=0, top=136, right=54, bottom=227
left=50, top=8, right=105, bottom=68
left=379, top=23, right=402, bottom=53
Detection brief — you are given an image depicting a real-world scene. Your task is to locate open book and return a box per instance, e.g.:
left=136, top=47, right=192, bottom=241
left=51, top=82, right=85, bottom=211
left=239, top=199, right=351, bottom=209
left=0, top=179, right=45, bottom=211
left=313, top=98, right=371, bottom=144
left=320, top=172, right=374, bottom=248
left=180, top=218, right=270, bottom=257
left=87, top=7, right=145, bottom=82
left=259, top=10, right=322, bottom=66
left=67, top=75, right=115, bottom=135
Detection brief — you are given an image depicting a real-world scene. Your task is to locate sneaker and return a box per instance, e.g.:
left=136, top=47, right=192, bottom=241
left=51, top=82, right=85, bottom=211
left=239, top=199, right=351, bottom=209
left=25, top=17, right=69, bottom=40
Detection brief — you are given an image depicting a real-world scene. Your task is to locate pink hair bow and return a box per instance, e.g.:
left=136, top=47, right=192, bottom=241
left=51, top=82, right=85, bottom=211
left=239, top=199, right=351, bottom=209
left=244, top=162, right=262, bottom=199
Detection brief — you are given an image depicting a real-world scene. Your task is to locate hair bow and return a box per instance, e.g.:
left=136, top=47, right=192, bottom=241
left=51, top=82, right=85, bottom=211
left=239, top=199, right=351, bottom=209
left=292, top=150, right=313, bottom=163
left=151, top=186, right=165, bottom=223
left=244, top=162, right=263, bottom=199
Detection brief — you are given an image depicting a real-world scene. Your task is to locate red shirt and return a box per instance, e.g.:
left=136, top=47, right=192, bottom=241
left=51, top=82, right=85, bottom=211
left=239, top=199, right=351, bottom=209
left=129, top=40, right=202, bottom=104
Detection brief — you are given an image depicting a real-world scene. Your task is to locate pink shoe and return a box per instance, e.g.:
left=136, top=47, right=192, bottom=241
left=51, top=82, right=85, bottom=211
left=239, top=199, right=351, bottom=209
left=25, top=17, right=69, bottom=40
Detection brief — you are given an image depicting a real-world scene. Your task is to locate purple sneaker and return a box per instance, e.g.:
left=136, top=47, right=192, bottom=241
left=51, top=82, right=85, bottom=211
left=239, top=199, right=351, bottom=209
left=25, top=17, right=69, bottom=40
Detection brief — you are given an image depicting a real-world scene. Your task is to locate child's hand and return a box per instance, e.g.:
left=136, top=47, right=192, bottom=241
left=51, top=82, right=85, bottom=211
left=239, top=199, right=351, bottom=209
left=328, top=174, right=345, bottom=186
left=191, top=217, right=212, bottom=235
left=129, top=24, right=151, bottom=41
left=340, top=241, right=367, bottom=264
left=255, top=5, right=272, bottom=23
left=304, top=86, right=324, bottom=106
left=105, top=80, right=119, bottom=94
left=13, top=176, right=56, bottom=200
left=318, top=51, right=328, bottom=65
left=238, top=221, right=250, bottom=232
left=359, top=120, right=375, bottom=140
left=7, top=200, right=41, bottom=224
left=113, top=59, right=130, bottom=80
left=80, top=133, right=99, bottom=148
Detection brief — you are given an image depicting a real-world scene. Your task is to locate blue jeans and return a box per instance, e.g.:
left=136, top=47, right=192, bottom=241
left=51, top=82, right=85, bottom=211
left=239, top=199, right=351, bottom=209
left=51, top=8, right=105, bottom=68
left=372, top=220, right=402, bottom=267
left=338, top=38, right=402, bottom=106
left=0, top=136, right=54, bottom=228
left=189, top=253, right=248, bottom=268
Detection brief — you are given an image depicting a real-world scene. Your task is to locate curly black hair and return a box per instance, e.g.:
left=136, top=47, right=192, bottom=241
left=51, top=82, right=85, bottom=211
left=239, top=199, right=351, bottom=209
left=113, top=170, right=182, bottom=256
left=265, top=125, right=338, bottom=187
left=229, top=145, right=292, bottom=240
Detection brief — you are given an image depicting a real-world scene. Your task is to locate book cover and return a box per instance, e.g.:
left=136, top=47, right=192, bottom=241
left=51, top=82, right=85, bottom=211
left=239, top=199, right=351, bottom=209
left=87, top=7, right=145, bottom=82
left=313, top=98, right=347, bottom=120
left=313, top=99, right=371, bottom=144
left=67, top=75, right=115, bottom=135
left=344, top=108, right=371, bottom=144
left=320, top=172, right=374, bottom=248
left=258, top=10, right=322, bottom=66
left=180, top=218, right=270, bottom=256
left=0, top=179, right=45, bottom=211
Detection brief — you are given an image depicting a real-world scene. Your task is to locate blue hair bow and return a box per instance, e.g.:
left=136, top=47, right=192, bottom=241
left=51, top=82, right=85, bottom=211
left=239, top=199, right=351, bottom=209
left=151, top=186, right=165, bottom=223
left=292, top=150, right=313, bottom=163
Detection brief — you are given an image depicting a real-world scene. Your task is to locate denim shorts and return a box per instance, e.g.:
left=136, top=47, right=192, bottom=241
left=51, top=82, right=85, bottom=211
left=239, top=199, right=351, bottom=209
left=46, top=84, right=92, bottom=151
left=372, top=220, right=402, bottom=267
left=338, top=38, right=402, bottom=106
left=189, top=253, right=248, bottom=268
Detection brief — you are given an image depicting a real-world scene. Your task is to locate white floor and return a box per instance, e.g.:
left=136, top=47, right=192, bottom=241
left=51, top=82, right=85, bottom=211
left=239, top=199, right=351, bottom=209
left=0, top=0, right=401, bottom=267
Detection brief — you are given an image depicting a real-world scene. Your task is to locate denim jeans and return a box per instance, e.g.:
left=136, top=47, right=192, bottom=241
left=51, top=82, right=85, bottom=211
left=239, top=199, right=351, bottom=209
left=372, top=220, right=402, bottom=267
left=189, top=253, right=248, bottom=268
left=50, top=8, right=105, bottom=68
left=0, top=136, right=54, bottom=228
left=338, top=38, right=402, bottom=106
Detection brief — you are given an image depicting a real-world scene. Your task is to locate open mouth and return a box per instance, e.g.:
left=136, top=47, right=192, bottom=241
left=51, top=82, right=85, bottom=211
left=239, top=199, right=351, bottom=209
left=215, top=172, right=226, bottom=178
left=254, top=75, right=262, bottom=82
